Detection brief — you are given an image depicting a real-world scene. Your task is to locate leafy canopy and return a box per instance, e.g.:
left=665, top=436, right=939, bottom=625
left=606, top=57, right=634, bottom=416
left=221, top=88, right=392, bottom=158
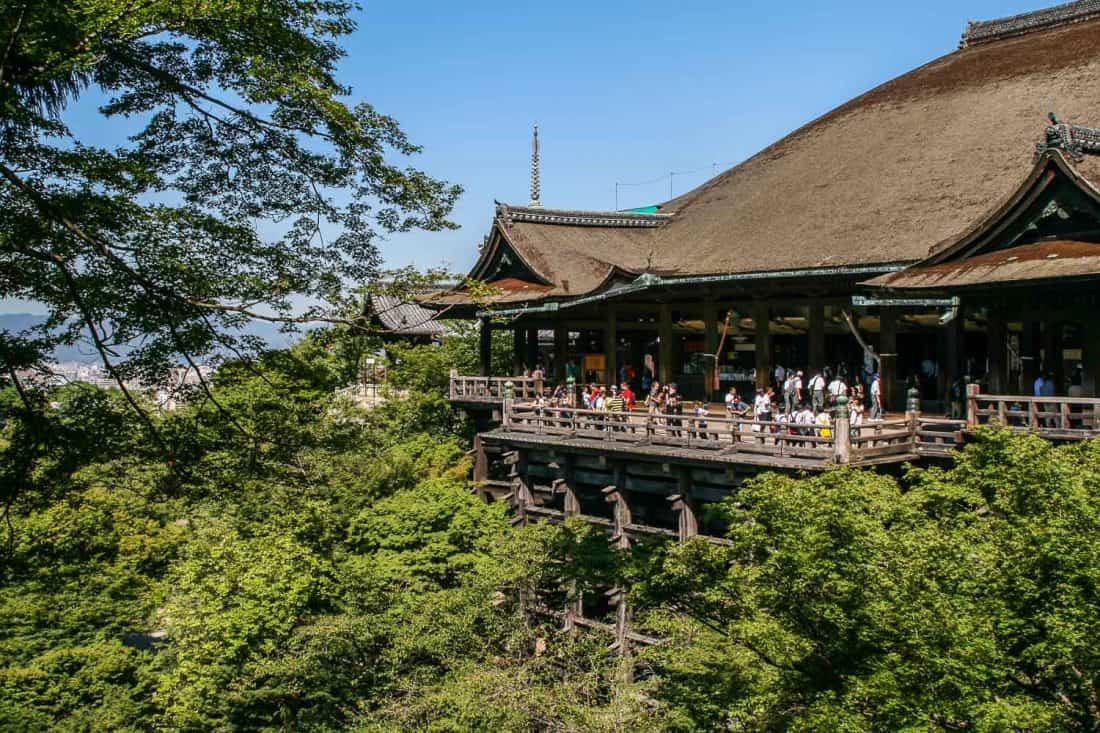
left=0, top=0, right=460, bottom=385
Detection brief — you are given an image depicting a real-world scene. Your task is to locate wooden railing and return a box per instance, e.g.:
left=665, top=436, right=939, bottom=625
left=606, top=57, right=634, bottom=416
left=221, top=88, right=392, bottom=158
left=503, top=403, right=928, bottom=465
left=966, top=385, right=1100, bottom=439
left=913, top=416, right=967, bottom=457
left=448, top=374, right=543, bottom=402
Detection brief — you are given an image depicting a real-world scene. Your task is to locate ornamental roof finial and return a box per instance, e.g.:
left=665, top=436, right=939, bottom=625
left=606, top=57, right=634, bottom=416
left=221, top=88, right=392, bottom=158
left=529, top=124, right=542, bottom=208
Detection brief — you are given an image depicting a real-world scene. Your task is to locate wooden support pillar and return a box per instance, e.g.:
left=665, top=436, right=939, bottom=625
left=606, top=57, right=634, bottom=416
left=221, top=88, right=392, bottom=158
left=703, top=301, right=719, bottom=401
left=1084, top=319, right=1100, bottom=397
left=556, top=456, right=584, bottom=634
left=526, top=326, right=539, bottom=373
left=670, top=468, right=698, bottom=542
left=554, top=325, right=568, bottom=384
left=939, top=309, right=964, bottom=402
left=471, top=434, right=488, bottom=500
left=809, top=303, right=825, bottom=372
left=479, top=318, right=493, bottom=377
left=987, top=309, right=1008, bottom=394
left=658, top=304, right=673, bottom=386
left=510, top=451, right=532, bottom=526
left=1021, top=317, right=1040, bottom=392
left=604, top=307, right=618, bottom=386
left=512, top=326, right=526, bottom=375
left=752, top=302, right=771, bottom=389
left=878, top=309, right=897, bottom=411
left=1043, top=319, right=1064, bottom=392
left=604, top=464, right=632, bottom=672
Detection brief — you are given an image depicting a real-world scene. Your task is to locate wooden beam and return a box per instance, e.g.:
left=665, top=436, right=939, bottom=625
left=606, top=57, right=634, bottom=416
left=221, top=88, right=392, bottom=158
left=752, top=302, right=771, bottom=389
left=879, top=308, right=898, bottom=410
left=554, top=325, right=568, bottom=383
left=1085, top=319, right=1100, bottom=397
left=526, top=326, right=539, bottom=373
left=808, top=303, right=825, bottom=372
left=605, top=306, right=618, bottom=387
left=703, top=301, right=718, bottom=401
left=1021, top=317, right=1040, bottom=391
left=659, top=304, right=673, bottom=386
left=987, top=308, right=1008, bottom=394
left=512, top=326, right=526, bottom=374
left=479, top=318, right=492, bottom=377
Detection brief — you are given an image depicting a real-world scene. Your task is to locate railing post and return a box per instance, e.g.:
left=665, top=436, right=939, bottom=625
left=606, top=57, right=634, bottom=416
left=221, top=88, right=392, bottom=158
left=449, top=369, right=458, bottom=400
left=966, top=383, right=980, bottom=428
left=905, top=387, right=921, bottom=420
left=906, top=387, right=924, bottom=451
left=834, top=396, right=851, bottom=464
left=503, top=380, right=514, bottom=427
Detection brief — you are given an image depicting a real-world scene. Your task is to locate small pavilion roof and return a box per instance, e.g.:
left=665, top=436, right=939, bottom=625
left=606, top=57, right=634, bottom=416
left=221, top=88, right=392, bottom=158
left=365, top=294, right=446, bottom=336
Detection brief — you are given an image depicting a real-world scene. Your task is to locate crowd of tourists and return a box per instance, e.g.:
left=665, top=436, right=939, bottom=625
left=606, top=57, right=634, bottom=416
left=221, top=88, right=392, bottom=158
left=523, top=362, right=886, bottom=440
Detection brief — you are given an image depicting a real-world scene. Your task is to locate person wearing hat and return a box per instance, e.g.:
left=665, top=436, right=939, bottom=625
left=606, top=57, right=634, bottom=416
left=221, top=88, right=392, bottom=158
left=870, top=371, right=883, bottom=420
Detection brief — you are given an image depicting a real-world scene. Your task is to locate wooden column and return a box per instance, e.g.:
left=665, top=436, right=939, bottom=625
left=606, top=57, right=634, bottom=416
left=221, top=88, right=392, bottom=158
left=987, top=309, right=1008, bottom=394
left=604, top=464, right=632, bottom=669
left=512, top=325, right=526, bottom=374
left=479, top=318, right=493, bottom=377
left=556, top=456, right=583, bottom=634
left=1043, top=319, right=1064, bottom=392
left=703, top=301, right=719, bottom=401
left=939, top=309, right=964, bottom=402
left=878, top=309, right=897, bottom=411
left=554, top=325, right=568, bottom=384
left=1084, top=319, right=1100, bottom=397
left=658, top=304, right=673, bottom=386
left=752, top=302, right=771, bottom=389
left=809, top=303, right=825, bottom=372
left=526, top=326, right=539, bottom=373
left=1021, top=317, right=1040, bottom=392
left=604, top=307, right=618, bottom=386
left=471, top=434, right=488, bottom=500
left=670, top=468, right=698, bottom=542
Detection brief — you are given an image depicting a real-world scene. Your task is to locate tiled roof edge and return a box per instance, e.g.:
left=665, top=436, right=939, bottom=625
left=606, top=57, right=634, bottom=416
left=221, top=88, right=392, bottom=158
left=495, top=203, right=671, bottom=229
left=961, top=1, right=1100, bottom=48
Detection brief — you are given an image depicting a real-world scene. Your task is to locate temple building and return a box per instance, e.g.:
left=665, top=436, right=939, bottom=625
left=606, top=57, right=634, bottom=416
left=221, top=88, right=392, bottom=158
left=431, top=0, right=1100, bottom=412
left=429, top=2, right=1100, bottom=651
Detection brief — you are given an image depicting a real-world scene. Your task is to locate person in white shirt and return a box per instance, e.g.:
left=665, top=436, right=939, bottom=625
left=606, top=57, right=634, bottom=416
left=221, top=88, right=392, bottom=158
left=870, top=372, right=883, bottom=420
left=753, top=387, right=772, bottom=440
left=809, top=371, right=826, bottom=413
left=828, top=376, right=847, bottom=406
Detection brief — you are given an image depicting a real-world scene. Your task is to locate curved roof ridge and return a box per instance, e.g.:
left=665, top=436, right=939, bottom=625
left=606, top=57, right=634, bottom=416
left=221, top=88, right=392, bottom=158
left=663, top=11, right=1100, bottom=218
left=496, top=202, right=671, bottom=228
left=961, top=1, right=1100, bottom=48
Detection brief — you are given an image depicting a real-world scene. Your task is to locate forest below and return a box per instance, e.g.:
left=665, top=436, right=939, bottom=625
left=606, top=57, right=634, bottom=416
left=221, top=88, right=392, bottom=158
left=3, top=1, right=1100, bottom=728
left=2, top=328, right=1100, bottom=732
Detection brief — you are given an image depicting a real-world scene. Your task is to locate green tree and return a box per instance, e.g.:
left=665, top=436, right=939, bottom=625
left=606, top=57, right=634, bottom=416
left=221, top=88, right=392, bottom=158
left=0, top=0, right=460, bottom=396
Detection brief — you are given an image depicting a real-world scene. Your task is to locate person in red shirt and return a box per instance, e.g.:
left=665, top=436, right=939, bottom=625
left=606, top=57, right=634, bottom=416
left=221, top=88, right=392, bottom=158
left=620, top=382, right=635, bottom=410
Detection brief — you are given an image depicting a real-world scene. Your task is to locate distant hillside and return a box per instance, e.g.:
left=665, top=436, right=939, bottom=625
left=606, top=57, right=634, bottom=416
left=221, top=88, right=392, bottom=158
left=0, top=313, right=303, bottom=364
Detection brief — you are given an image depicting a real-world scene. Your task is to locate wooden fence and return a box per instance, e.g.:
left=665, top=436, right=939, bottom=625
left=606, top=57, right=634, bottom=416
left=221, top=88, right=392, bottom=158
left=966, top=384, right=1100, bottom=440
left=503, top=403, right=926, bottom=465
left=448, top=374, right=543, bottom=402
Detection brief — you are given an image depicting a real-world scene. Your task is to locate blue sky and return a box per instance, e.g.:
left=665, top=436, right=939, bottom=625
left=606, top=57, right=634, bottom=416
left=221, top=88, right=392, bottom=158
left=5, top=0, right=1044, bottom=314
left=347, top=0, right=1039, bottom=273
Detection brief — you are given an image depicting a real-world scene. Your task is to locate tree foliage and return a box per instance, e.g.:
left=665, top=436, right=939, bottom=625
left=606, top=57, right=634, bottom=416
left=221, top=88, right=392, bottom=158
left=0, top=0, right=461, bottom=388
left=3, top=323, right=1100, bottom=733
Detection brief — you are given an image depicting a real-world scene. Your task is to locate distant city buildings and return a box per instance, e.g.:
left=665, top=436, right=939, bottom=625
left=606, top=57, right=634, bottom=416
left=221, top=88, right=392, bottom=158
left=11, top=361, right=216, bottom=412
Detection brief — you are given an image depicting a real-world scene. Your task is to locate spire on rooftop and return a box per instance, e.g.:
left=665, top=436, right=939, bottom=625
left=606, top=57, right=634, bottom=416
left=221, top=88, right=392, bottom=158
left=529, top=124, right=542, bottom=208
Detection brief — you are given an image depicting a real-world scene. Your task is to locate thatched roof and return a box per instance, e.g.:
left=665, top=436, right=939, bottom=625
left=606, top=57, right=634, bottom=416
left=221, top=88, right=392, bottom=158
left=442, top=3, right=1100, bottom=309
left=865, top=149, right=1100, bottom=291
